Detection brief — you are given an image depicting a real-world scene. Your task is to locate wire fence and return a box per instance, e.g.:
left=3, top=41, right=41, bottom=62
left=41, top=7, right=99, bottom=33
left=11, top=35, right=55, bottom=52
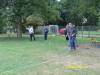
left=59, top=25, right=100, bottom=38
left=76, top=26, right=100, bottom=38
left=1, top=25, right=100, bottom=38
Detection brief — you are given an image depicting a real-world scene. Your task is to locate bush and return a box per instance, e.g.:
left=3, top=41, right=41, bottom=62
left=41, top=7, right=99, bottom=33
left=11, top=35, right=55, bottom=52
left=26, top=14, right=44, bottom=26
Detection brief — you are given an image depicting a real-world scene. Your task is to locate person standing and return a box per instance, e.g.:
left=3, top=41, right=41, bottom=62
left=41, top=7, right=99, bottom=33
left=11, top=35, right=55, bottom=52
left=44, top=26, right=49, bottom=40
left=67, top=23, right=77, bottom=50
left=26, top=26, right=35, bottom=41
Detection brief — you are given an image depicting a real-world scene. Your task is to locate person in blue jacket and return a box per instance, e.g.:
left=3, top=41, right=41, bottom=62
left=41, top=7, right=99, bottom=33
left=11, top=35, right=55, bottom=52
left=67, top=23, right=77, bottom=50
left=44, top=26, right=49, bottom=40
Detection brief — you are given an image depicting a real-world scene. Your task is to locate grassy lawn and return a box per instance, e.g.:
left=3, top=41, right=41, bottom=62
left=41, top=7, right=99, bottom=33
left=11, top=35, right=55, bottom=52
left=78, top=31, right=100, bottom=35
left=0, top=36, right=100, bottom=75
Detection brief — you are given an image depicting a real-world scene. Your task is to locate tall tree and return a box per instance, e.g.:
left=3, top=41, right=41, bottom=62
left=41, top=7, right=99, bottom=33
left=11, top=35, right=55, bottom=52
left=12, top=0, right=60, bottom=37
left=12, top=0, right=49, bottom=38
left=61, top=0, right=99, bottom=26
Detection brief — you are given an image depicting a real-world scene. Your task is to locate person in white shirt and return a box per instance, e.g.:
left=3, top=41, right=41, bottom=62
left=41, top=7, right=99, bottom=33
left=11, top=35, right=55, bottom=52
left=26, top=26, right=35, bottom=41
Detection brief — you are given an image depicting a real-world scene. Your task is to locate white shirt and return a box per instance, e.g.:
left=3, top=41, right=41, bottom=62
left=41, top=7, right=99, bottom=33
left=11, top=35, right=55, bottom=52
left=26, top=27, right=34, bottom=34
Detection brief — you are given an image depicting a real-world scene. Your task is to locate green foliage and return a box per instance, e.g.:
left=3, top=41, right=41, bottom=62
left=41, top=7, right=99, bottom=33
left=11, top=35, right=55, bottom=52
left=43, top=0, right=61, bottom=23
left=46, top=6, right=61, bottom=23
left=0, top=0, right=99, bottom=35
left=0, top=18, right=5, bottom=33
left=26, top=14, right=44, bottom=26
left=61, top=0, right=99, bottom=26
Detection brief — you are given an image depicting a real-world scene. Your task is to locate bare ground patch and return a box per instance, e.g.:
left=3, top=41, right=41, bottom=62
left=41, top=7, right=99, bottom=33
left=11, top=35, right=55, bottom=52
left=14, top=45, right=100, bottom=75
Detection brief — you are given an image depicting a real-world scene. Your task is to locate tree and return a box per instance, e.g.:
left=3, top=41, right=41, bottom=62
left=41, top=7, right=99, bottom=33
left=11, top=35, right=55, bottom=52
left=61, top=0, right=99, bottom=26
left=12, top=0, right=61, bottom=38
left=26, top=14, right=44, bottom=26
left=12, top=0, right=49, bottom=38
left=0, top=0, right=8, bottom=33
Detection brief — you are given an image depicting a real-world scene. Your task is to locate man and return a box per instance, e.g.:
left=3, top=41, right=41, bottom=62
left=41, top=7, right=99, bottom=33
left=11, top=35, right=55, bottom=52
left=67, top=23, right=77, bottom=50
left=44, top=26, right=49, bottom=40
left=26, top=26, right=35, bottom=41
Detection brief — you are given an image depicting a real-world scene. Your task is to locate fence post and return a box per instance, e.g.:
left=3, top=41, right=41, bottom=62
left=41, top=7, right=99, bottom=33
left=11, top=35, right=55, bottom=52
left=88, top=26, right=91, bottom=38
left=82, top=25, right=84, bottom=38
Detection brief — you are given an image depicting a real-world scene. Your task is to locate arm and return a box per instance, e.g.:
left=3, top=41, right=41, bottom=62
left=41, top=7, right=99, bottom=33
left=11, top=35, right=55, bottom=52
left=72, top=28, right=77, bottom=37
left=26, top=26, right=29, bottom=30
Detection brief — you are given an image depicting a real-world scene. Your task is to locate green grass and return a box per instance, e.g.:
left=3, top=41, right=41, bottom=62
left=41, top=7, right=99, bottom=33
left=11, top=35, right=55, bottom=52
left=0, top=36, right=100, bottom=75
left=78, top=31, right=100, bottom=35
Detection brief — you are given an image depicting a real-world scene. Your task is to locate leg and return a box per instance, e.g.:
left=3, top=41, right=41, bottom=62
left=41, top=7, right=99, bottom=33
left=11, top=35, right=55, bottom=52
left=68, top=36, right=70, bottom=47
left=44, top=33, right=47, bottom=40
left=33, top=34, right=35, bottom=40
left=30, top=34, right=32, bottom=41
left=46, top=34, right=48, bottom=40
left=73, top=40, right=76, bottom=50
left=69, top=37, right=73, bottom=50
left=72, top=38, right=76, bottom=50
left=75, top=38, right=78, bottom=47
left=70, top=37, right=76, bottom=50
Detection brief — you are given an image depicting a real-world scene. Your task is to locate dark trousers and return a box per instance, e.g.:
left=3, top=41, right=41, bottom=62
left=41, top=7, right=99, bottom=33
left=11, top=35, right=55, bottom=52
left=30, top=33, right=35, bottom=41
left=44, top=33, right=48, bottom=40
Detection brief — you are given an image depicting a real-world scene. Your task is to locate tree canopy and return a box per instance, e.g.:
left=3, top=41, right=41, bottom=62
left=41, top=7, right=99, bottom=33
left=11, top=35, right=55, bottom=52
left=60, top=0, right=100, bottom=26
left=0, top=0, right=99, bottom=37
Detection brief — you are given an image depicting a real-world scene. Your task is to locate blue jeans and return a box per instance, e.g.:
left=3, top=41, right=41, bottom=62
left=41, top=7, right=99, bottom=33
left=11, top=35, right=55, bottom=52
left=69, top=37, right=76, bottom=50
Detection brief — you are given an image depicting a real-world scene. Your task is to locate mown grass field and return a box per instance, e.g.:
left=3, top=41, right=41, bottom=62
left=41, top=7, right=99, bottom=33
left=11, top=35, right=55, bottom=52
left=78, top=31, right=100, bottom=35
left=0, top=35, right=100, bottom=75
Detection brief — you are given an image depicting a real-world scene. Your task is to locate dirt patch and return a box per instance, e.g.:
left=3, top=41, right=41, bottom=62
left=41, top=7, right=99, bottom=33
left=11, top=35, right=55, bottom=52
left=17, top=45, right=100, bottom=75
left=42, top=44, right=100, bottom=70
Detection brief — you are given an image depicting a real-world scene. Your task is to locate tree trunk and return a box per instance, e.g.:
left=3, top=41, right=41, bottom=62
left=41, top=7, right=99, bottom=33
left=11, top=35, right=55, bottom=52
left=82, top=25, right=84, bottom=38
left=16, top=22, right=22, bottom=38
left=33, top=26, right=36, bottom=34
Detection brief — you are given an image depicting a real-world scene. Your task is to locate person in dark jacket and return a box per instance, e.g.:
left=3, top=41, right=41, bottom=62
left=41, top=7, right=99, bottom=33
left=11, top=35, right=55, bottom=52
left=44, top=26, right=49, bottom=40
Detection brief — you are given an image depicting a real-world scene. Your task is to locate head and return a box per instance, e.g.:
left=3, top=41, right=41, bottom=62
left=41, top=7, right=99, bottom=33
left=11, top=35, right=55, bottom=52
left=68, top=23, right=73, bottom=27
